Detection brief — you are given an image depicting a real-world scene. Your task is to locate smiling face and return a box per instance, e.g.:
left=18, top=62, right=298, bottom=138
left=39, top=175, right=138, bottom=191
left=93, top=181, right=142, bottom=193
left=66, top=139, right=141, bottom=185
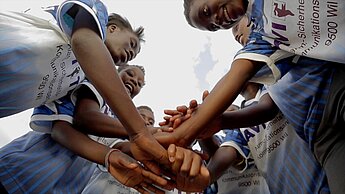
left=118, top=65, right=145, bottom=98
left=187, top=0, right=248, bottom=31
left=105, top=25, right=141, bottom=65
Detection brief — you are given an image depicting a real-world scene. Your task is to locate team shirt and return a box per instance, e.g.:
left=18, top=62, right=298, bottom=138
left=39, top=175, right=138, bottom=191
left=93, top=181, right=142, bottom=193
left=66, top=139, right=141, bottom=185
left=234, top=0, right=338, bottom=158
left=223, top=88, right=330, bottom=194
left=31, top=80, right=139, bottom=194
left=0, top=0, right=108, bottom=118
left=215, top=154, right=270, bottom=194
left=267, top=58, right=333, bottom=149
left=236, top=0, right=344, bottom=85
left=30, top=80, right=105, bottom=133
left=240, top=0, right=344, bottom=63
left=217, top=91, right=270, bottom=194
left=0, top=131, right=96, bottom=194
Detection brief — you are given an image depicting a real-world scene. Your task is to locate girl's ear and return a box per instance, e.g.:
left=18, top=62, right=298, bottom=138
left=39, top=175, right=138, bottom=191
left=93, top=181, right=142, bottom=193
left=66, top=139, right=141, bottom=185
left=108, top=24, right=118, bottom=33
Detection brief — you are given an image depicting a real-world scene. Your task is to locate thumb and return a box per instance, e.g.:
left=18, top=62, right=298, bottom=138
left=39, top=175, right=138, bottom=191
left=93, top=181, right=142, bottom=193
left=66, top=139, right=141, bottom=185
left=167, top=144, right=177, bottom=163
left=202, top=90, right=209, bottom=101
left=118, top=155, right=138, bottom=169
left=200, top=165, right=210, bottom=178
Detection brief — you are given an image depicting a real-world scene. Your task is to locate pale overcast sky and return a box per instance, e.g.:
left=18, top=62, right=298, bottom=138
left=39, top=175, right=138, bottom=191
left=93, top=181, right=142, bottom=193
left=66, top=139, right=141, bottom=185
left=0, top=0, right=243, bottom=147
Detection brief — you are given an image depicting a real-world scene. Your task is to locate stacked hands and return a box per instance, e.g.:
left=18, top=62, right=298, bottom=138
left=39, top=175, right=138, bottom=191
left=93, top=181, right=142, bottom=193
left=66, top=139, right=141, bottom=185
left=107, top=90, right=224, bottom=193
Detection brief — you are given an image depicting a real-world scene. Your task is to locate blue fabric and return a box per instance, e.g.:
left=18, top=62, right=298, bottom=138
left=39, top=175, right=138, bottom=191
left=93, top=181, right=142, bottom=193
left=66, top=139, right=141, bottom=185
left=56, top=0, right=108, bottom=41
left=268, top=59, right=333, bottom=148
left=0, top=0, right=108, bottom=118
left=31, top=93, right=75, bottom=133
left=222, top=86, right=330, bottom=193
left=0, top=131, right=96, bottom=194
left=223, top=129, right=251, bottom=158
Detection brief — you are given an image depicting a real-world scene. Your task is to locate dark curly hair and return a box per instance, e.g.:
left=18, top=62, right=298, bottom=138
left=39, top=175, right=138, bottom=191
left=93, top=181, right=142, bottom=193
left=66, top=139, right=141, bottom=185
left=107, top=13, right=145, bottom=43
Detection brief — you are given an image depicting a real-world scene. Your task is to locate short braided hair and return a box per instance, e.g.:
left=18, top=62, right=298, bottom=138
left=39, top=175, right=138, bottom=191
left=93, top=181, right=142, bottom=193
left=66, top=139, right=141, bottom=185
left=107, top=13, right=145, bottom=43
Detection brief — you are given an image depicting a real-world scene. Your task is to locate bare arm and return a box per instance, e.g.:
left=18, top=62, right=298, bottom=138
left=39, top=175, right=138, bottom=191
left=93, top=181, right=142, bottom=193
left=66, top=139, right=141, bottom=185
left=207, top=146, right=240, bottom=184
left=51, top=121, right=171, bottom=193
left=51, top=120, right=109, bottom=165
left=172, top=59, right=263, bottom=146
left=73, top=86, right=129, bottom=138
left=198, top=136, right=220, bottom=158
left=70, top=6, right=169, bottom=167
left=220, top=93, right=279, bottom=129
left=70, top=6, right=147, bottom=139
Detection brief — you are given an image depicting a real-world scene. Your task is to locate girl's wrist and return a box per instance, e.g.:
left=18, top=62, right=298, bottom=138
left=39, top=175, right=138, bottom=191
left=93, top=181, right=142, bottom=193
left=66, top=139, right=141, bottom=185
left=104, top=148, right=120, bottom=171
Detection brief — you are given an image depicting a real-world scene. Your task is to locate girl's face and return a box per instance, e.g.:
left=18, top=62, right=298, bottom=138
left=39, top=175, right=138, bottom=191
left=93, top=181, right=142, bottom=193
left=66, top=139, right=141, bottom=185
left=189, top=0, right=248, bottom=31
left=138, top=108, right=155, bottom=127
left=119, top=66, right=145, bottom=98
left=105, top=25, right=141, bottom=65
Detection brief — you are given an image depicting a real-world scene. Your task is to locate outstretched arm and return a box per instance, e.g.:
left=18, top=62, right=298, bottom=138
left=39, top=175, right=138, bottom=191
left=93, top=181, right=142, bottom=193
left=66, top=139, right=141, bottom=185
left=160, top=84, right=277, bottom=141
left=198, top=136, right=220, bottom=158
left=51, top=121, right=171, bottom=193
left=73, top=85, right=129, bottom=138
left=220, top=93, right=279, bottom=129
left=51, top=120, right=108, bottom=165
left=70, top=6, right=169, bottom=168
left=164, top=59, right=263, bottom=146
left=71, top=5, right=147, bottom=140
left=197, top=92, right=279, bottom=139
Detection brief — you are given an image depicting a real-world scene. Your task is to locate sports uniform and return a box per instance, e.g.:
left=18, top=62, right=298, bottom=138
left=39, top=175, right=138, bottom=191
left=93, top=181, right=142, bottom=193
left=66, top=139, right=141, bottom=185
left=31, top=79, right=139, bottom=194
left=222, top=87, right=330, bottom=194
left=0, top=0, right=108, bottom=118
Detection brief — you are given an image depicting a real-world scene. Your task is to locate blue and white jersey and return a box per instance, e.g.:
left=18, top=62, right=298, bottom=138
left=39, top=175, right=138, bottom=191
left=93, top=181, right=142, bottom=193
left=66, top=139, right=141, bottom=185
left=218, top=90, right=269, bottom=194
left=30, top=79, right=105, bottom=133
left=0, top=131, right=97, bottom=194
left=30, top=78, right=117, bottom=148
left=267, top=57, right=333, bottom=149
left=221, top=88, right=330, bottom=194
left=215, top=163, right=269, bottom=194
left=29, top=79, right=137, bottom=194
left=236, top=0, right=344, bottom=85
left=0, top=0, right=108, bottom=118
left=30, top=79, right=139, bottom=194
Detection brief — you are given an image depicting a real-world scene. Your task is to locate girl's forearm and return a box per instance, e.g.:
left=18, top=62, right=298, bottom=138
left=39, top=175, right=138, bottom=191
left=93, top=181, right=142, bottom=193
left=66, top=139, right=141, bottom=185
left=51, top=121, right=109, bottom=165
left=174, top=59, right=262, bottom=146
left=71, top=8, right=148, bottom=140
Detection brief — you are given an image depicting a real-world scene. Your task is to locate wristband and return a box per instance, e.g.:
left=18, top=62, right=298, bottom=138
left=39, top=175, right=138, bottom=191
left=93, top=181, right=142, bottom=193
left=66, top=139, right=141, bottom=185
left=104, top=148, right=120, bottom=172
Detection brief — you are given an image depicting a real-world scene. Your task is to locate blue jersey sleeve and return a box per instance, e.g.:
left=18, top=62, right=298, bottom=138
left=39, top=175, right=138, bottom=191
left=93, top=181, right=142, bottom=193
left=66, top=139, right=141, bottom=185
left=220, top=129, right=252, bottom=172
left=221, top=129, right=250, bottom=158
left=30, top=79, right=104, bottom=133
left=30, top=94, right=75, bottom=133
left=56, top=0, right=108, bottom=41
left=235, top=32, right=295, bottom=85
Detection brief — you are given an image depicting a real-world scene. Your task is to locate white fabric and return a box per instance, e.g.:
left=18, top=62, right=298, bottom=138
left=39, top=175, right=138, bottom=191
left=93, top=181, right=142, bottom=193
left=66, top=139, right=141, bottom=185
left=217, top=165, right=270, bottom=194
left=0, top=9, right=85, bottom=117
left=258, top=0, right=345, bottom=63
